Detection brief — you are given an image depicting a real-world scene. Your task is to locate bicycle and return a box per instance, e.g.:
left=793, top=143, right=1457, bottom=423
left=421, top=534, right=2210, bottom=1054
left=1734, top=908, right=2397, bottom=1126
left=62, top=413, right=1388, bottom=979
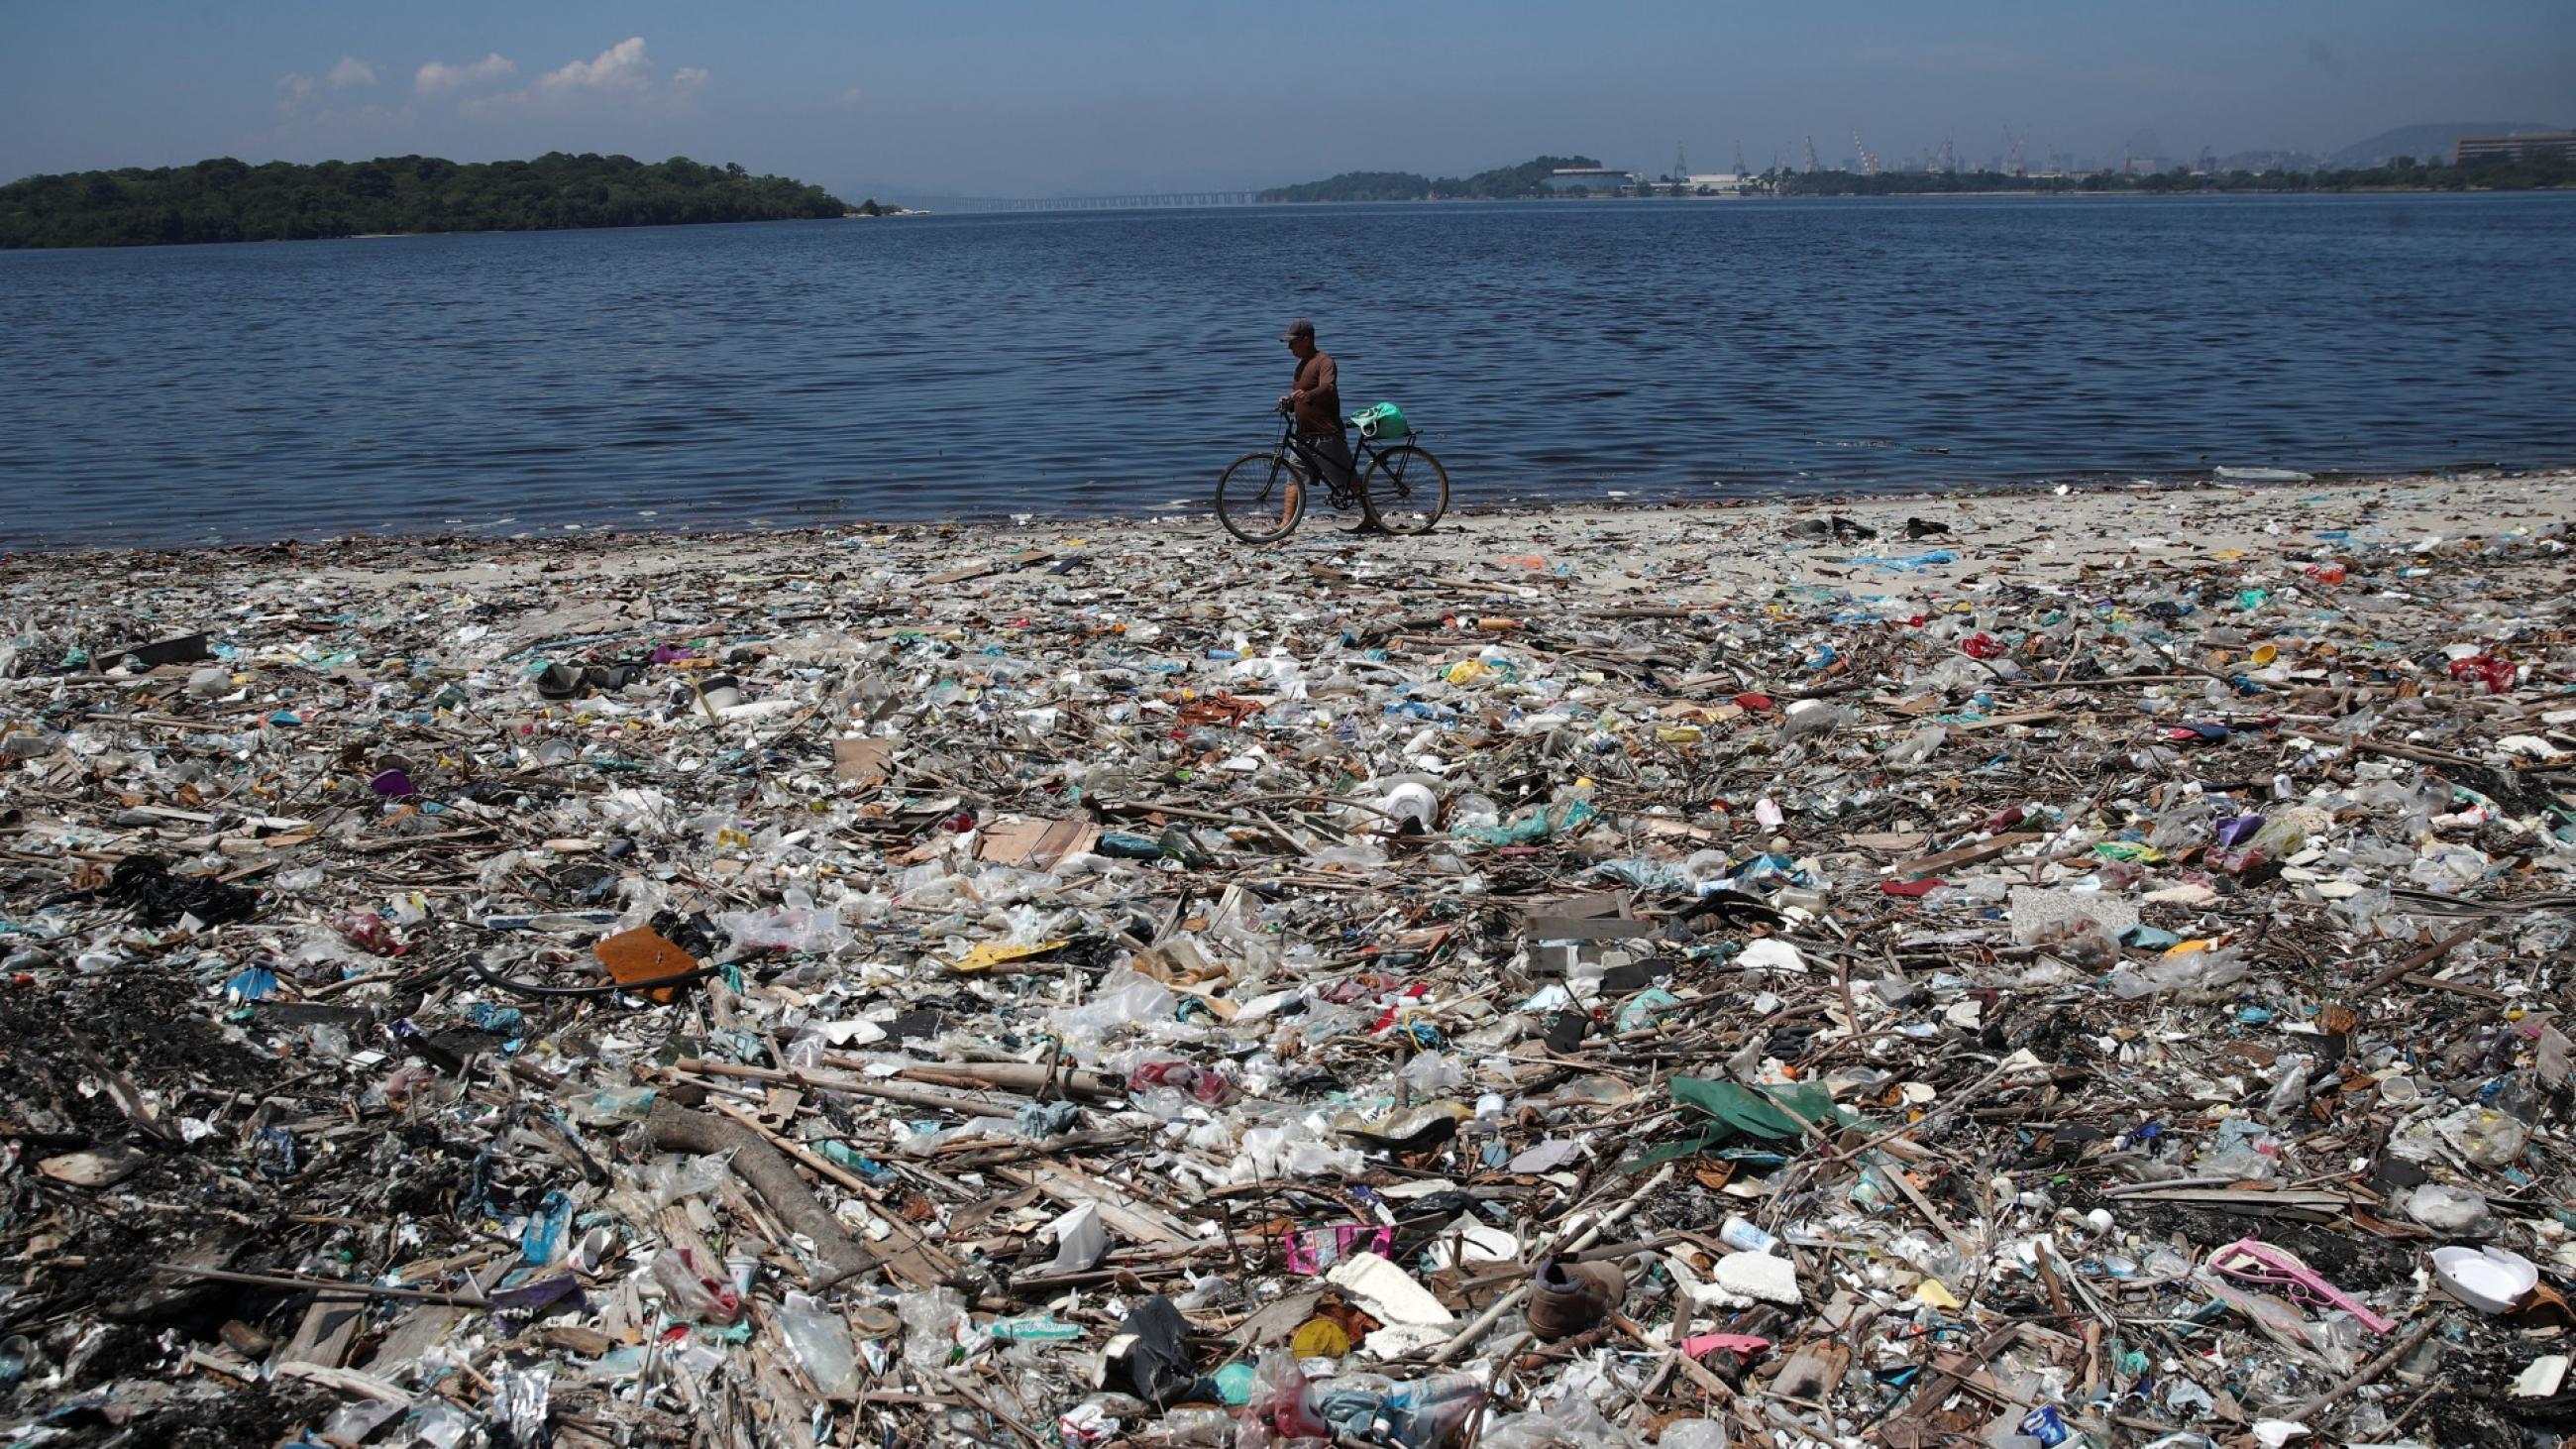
left=1214, top=403, right=1450, bottom=544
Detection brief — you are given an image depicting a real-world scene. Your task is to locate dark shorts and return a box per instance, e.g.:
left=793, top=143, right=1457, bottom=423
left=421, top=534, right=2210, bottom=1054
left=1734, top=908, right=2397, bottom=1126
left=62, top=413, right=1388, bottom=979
left=1299, top=431, right=1356, bottom=490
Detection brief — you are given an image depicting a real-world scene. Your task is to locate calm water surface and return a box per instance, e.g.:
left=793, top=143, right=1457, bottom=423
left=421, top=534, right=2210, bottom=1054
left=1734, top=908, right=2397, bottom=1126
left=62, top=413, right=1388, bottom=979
left=3, top=193, right=2572, bottom=547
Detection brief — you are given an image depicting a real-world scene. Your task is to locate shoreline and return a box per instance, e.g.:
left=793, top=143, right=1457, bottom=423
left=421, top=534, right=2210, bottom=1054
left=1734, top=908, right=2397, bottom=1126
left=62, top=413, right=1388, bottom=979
left=5, top=469, right=2570, bottom=598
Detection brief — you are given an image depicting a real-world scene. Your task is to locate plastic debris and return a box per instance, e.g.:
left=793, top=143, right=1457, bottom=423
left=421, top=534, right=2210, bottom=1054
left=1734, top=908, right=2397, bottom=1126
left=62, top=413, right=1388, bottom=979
left=3, top=474, right=2574, bottom=1446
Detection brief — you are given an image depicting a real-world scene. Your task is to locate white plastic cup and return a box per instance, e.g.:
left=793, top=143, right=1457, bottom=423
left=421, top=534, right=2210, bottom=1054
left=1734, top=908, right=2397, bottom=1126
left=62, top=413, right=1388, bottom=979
left=1381, top=782, right=1438, bottom=833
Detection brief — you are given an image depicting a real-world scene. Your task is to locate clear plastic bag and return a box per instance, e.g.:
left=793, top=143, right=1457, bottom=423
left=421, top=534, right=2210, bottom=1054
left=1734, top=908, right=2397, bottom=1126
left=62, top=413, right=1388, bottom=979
left=776, top=1291, right=860, bottom=1397
left=901, top=1285, right=966, bottom=1372
left=650, top=1247, right=743, bottom=1324
left=1479, top=1393, right=1639, bottom=1449
left=714, top=887, right=851, bottom=955
left=2443, top=1107, right=2529, bottom=1168
left=2403, top=1181, right=2490, bottom=1233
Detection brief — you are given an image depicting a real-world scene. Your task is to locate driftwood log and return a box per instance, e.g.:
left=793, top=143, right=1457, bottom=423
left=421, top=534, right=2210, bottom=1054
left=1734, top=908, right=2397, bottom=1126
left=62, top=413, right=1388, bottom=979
left=645, top=1097, right=880, bottom=1287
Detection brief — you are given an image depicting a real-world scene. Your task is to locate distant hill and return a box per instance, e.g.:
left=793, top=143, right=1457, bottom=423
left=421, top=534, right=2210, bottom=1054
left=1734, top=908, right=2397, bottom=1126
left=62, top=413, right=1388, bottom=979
left=1262, top=169, right=1438, bottom=203
left=0, top=153, right=847, bottom=249
left=2332, top=122, right=2562, bottom=167
left=1261, top=155, right=1607, bottom=202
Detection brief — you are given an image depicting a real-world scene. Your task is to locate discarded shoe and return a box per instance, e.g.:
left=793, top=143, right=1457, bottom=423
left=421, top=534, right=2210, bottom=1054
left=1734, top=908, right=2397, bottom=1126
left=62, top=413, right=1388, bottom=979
left=1527, top=1257, right=1625, bottom=1341
left=539, top=662, right=644, bottom=701
left=1904, top=516, right=1953, bottom=539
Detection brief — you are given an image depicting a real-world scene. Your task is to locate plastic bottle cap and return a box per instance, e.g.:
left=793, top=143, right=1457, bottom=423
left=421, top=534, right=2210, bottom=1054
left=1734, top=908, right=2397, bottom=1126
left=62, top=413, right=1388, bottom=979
left=1290, top=1317, right=1352, bottom=1358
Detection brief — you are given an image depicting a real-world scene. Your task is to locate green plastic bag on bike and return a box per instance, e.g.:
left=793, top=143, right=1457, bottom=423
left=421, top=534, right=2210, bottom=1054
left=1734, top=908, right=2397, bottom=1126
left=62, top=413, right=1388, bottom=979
left=1351, top=402, right=1409, bottom=441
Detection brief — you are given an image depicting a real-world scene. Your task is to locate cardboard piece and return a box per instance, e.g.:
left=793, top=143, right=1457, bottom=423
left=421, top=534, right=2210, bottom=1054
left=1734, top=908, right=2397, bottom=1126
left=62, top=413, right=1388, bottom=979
left=1523, top=890, right=1655, bottom=975
left=593, top=927, right=699, bottom=1004
left=832, top=737, right=892, bottom=786
left=977, top=817, right=1100, bottom=872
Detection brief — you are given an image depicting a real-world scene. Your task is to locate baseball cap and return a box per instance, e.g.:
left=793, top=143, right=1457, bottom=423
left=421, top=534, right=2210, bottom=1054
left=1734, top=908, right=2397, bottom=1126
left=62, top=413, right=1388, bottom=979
left=1279, top=318, right=1315, bottom=341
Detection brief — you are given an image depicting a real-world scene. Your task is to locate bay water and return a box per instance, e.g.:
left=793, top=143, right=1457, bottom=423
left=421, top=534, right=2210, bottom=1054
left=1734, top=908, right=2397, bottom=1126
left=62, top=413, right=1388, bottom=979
left=3, top=192, right=2572, bottom=548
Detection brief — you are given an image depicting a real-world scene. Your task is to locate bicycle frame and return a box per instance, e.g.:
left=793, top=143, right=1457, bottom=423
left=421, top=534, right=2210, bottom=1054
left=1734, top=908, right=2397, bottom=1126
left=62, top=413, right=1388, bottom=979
left=1271, top=411, right=1421, bottom=503
left=1216, top=404, right=1447, bottom=544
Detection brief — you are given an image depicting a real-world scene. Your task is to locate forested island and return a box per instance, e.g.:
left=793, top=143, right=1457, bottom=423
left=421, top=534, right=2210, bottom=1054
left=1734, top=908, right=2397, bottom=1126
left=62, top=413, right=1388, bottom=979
left=0, top=153, right=855, bottom=248
left=1259, top=156, right=1604, bottom=202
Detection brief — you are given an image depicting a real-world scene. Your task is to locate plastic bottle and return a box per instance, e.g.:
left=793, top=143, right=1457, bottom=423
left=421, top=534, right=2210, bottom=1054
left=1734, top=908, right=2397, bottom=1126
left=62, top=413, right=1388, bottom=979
left=987, top=1313, right=1084, bottom=1343
left=1719, top=1214, right=1779, bottom=1254
left=1883, top=724, right=1948, bottom=768
left=520, top=1190, right=573, bottom=1266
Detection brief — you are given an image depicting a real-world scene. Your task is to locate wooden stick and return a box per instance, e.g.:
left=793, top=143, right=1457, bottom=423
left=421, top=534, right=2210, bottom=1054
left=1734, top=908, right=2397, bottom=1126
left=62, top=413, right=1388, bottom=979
left=2284, top=1317, right=2436, bottom=1427
left=895, top=1060, right=1123, bottom=1100
left=2355, top=923, right=2488, bottom=994
left=1990, top=673, right=2201, bottom=692
left=1427, top=1164, right=1673, bottom=1366
left=150, top=1265, right=489, bottom=1308
left=676, top=1057, right=1031, bottom=1118
left=2289, top=729, right=2492, bottom=770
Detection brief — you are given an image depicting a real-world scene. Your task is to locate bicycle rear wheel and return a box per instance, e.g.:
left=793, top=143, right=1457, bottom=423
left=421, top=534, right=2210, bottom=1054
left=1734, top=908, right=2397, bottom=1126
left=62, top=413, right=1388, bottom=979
left=1360, top=444, right=1449, bottom=535
left=1215, top=450, right=1309, bottom=544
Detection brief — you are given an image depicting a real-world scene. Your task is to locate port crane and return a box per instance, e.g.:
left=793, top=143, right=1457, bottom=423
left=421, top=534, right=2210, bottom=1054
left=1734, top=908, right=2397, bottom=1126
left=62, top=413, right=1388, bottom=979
left=1852, top=129, right=1879, bottom=176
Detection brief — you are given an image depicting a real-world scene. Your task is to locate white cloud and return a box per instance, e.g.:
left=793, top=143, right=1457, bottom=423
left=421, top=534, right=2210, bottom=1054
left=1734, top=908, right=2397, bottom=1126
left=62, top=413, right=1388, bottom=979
left=416, top=53, right=517, bottom=96
left=838, top=84, right=864, bottom=106
left=462, top=37, right=708, bottom=115
left=537, top=36, right=654, bottom=96
left=275, top=56, right=377, bottom=116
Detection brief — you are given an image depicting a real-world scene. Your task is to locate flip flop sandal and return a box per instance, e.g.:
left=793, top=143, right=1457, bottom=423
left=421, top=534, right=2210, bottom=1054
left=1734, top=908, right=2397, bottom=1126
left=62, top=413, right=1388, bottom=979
left=536, top=663, right=583, bottom=701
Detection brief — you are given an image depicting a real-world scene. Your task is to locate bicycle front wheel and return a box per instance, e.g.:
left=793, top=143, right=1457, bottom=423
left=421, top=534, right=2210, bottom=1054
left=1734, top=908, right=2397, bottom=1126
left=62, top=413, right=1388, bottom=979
left=1360, top=444, right=1449, bottom=535
left=1216, top=450, right=1310, bottom=544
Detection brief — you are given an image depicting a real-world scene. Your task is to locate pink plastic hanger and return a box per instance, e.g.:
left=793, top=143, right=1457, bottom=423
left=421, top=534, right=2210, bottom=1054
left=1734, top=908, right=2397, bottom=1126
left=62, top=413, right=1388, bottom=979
left=2207, top=1237, right=2395, bottom=1334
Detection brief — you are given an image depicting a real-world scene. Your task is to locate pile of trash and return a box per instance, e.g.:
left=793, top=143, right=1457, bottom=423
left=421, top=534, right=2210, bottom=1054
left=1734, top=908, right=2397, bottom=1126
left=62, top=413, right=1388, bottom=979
left=3, top=474, right=2574, bottom=1448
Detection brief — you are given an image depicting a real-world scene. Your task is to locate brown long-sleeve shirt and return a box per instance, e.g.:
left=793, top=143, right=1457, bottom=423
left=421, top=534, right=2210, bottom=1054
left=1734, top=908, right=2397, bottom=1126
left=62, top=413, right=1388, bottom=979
left=1290, top=352, right=1342, bottom=436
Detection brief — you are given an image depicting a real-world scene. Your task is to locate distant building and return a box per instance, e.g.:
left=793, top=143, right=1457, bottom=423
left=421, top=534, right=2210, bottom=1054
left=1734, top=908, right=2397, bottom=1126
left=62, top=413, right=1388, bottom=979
left=1683, top=172, right=1751, bottom=193
left=1544, top=167, right=1640, bottom=192
left=2453, top=131, right=2576, bottom=165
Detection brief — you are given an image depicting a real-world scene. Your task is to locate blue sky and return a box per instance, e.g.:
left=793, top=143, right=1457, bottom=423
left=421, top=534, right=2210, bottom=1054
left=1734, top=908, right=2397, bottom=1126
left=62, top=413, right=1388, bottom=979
left=2, top=1, right=2568, bottom=197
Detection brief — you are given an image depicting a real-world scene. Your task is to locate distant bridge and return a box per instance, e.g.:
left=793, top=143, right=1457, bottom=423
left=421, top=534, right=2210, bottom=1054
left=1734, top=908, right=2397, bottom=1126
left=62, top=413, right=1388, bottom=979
left=971, top=191, right=1263, bottom=213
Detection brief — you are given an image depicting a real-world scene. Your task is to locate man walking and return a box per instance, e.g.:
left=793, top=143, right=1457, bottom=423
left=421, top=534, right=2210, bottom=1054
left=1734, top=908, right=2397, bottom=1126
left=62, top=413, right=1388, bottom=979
left=1278, top=318, right=1364, bottom=529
